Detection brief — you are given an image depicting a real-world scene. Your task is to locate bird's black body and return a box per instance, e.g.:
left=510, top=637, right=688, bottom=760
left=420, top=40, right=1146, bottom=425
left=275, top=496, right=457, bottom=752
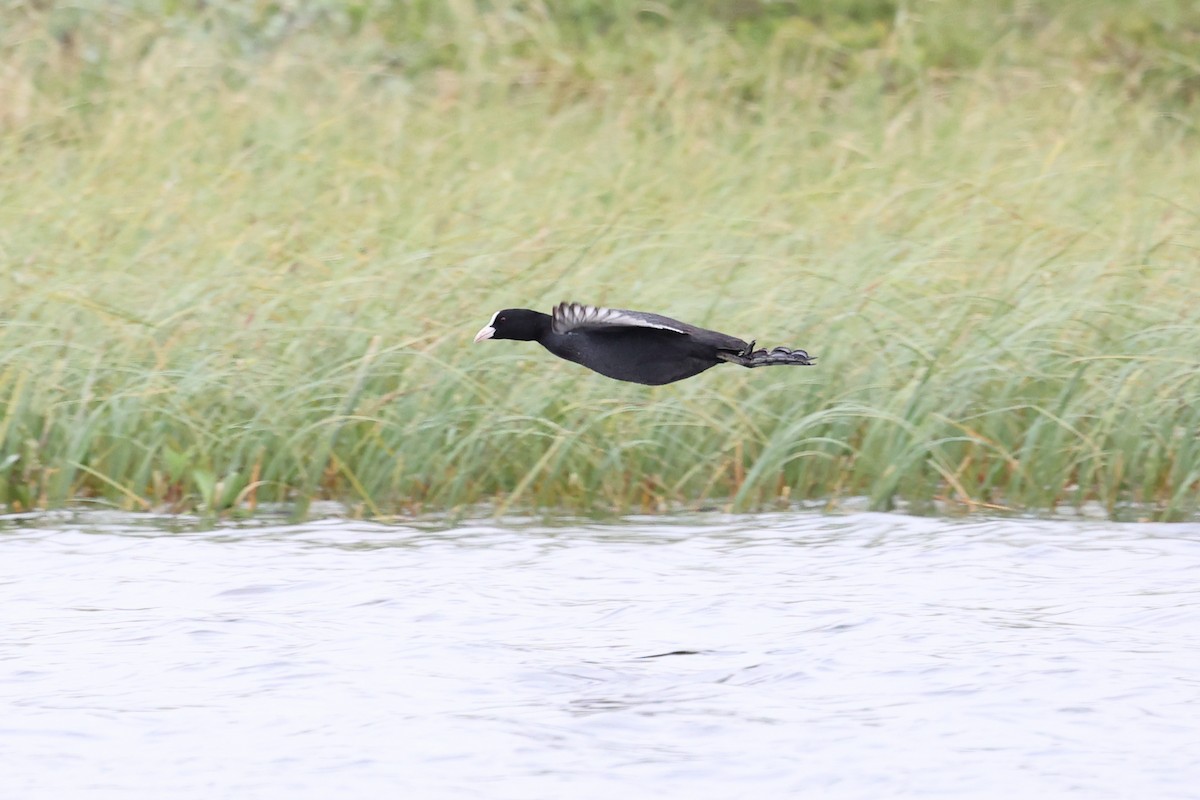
left=474, top=302, right=815, bottom=386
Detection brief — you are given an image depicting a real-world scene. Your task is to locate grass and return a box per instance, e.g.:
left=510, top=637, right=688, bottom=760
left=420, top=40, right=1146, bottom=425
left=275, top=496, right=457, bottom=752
left=1, top=1, right=1199, bottom=520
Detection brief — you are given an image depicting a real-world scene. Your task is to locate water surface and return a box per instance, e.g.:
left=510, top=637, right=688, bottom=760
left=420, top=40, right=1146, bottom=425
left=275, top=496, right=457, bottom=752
left=3, top=511, right=1198, bottom=798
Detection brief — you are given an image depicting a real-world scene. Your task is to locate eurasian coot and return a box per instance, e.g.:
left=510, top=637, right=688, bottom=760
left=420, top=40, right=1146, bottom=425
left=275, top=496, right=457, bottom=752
left=473, top=301, right=816, bottom=385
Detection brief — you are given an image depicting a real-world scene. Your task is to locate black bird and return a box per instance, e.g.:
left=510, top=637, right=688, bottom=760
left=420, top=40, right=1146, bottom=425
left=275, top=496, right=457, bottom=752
left=473, top=301, right=816, bottom=386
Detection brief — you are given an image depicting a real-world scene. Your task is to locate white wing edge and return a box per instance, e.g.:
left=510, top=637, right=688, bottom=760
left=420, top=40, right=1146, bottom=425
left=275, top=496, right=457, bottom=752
left=551, top=302, right=686, bottom=335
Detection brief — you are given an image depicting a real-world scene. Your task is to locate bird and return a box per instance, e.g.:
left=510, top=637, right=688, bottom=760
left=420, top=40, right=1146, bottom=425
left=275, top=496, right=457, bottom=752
left=473, top=301, right=816, bottom=386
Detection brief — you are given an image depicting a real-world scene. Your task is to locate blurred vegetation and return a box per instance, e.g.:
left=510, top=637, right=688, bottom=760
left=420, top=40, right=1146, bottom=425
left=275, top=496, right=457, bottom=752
left=1, top=0, right=1198, bottom=520
left=7, top=0, right=1200, bottom=104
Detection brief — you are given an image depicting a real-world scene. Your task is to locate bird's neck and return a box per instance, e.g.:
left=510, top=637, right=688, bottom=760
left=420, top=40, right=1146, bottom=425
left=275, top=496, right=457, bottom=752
left=528, top=311, right=553, bottom=342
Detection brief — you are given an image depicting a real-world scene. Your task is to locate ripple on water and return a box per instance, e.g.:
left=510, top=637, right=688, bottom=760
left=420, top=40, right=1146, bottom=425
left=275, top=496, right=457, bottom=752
left=1, top=510, right=1199, bottom=799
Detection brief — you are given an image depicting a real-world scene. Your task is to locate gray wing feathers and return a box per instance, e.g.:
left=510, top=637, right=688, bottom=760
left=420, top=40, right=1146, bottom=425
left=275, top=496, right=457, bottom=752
left=551, top=302, right=687, bottom=335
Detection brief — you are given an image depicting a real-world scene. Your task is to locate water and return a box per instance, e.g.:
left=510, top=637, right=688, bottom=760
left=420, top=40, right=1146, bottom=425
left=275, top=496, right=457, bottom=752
left=2, top=511, right=1198, bottom=799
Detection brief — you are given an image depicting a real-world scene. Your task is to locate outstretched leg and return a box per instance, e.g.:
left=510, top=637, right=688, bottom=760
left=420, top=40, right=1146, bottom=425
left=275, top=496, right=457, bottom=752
left=719, top=344, right=816, bottom=368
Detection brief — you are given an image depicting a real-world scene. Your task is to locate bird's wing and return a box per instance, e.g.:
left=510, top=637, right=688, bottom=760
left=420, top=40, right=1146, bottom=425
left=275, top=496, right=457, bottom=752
left=551, top=302, right=688, bottom=335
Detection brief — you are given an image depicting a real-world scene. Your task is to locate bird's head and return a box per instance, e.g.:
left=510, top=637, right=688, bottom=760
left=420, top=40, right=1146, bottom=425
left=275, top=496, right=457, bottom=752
left=473, top=308, right=545, bottom=343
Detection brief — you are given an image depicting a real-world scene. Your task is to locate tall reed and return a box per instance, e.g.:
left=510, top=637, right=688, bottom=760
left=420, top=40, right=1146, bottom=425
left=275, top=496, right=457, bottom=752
left=1, top=1, right=1197, bottom=519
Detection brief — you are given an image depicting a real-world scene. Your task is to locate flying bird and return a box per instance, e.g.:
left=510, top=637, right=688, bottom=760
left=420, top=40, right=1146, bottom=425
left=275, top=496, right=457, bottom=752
left=473, top=301, right=816, bottom=385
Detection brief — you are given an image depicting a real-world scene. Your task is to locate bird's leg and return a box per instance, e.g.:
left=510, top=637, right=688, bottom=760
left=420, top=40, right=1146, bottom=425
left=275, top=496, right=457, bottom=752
left=722, top=342, right=816, bottom=368
left=718, top=341, right=758, bottom=366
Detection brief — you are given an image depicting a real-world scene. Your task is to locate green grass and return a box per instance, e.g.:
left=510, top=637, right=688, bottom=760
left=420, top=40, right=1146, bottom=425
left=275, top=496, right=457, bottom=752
left=1, top=1, right=1199, bottom=520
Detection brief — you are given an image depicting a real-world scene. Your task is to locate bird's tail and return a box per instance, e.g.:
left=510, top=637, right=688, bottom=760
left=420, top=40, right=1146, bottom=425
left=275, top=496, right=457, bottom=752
left=719, top=341, right=816, bottom=368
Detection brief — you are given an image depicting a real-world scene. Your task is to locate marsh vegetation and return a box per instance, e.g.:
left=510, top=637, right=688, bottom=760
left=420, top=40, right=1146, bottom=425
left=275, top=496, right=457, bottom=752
left=2, top=1, right=1198, bottom=518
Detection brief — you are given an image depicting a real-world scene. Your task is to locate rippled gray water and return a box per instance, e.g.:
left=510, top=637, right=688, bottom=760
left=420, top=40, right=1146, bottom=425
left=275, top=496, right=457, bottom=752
left=2, top=511, right=1199, bottom=798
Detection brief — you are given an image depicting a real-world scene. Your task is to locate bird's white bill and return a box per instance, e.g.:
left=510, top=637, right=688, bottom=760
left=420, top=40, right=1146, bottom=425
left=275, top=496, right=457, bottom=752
left=473, top=325, right=495, bottom=343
